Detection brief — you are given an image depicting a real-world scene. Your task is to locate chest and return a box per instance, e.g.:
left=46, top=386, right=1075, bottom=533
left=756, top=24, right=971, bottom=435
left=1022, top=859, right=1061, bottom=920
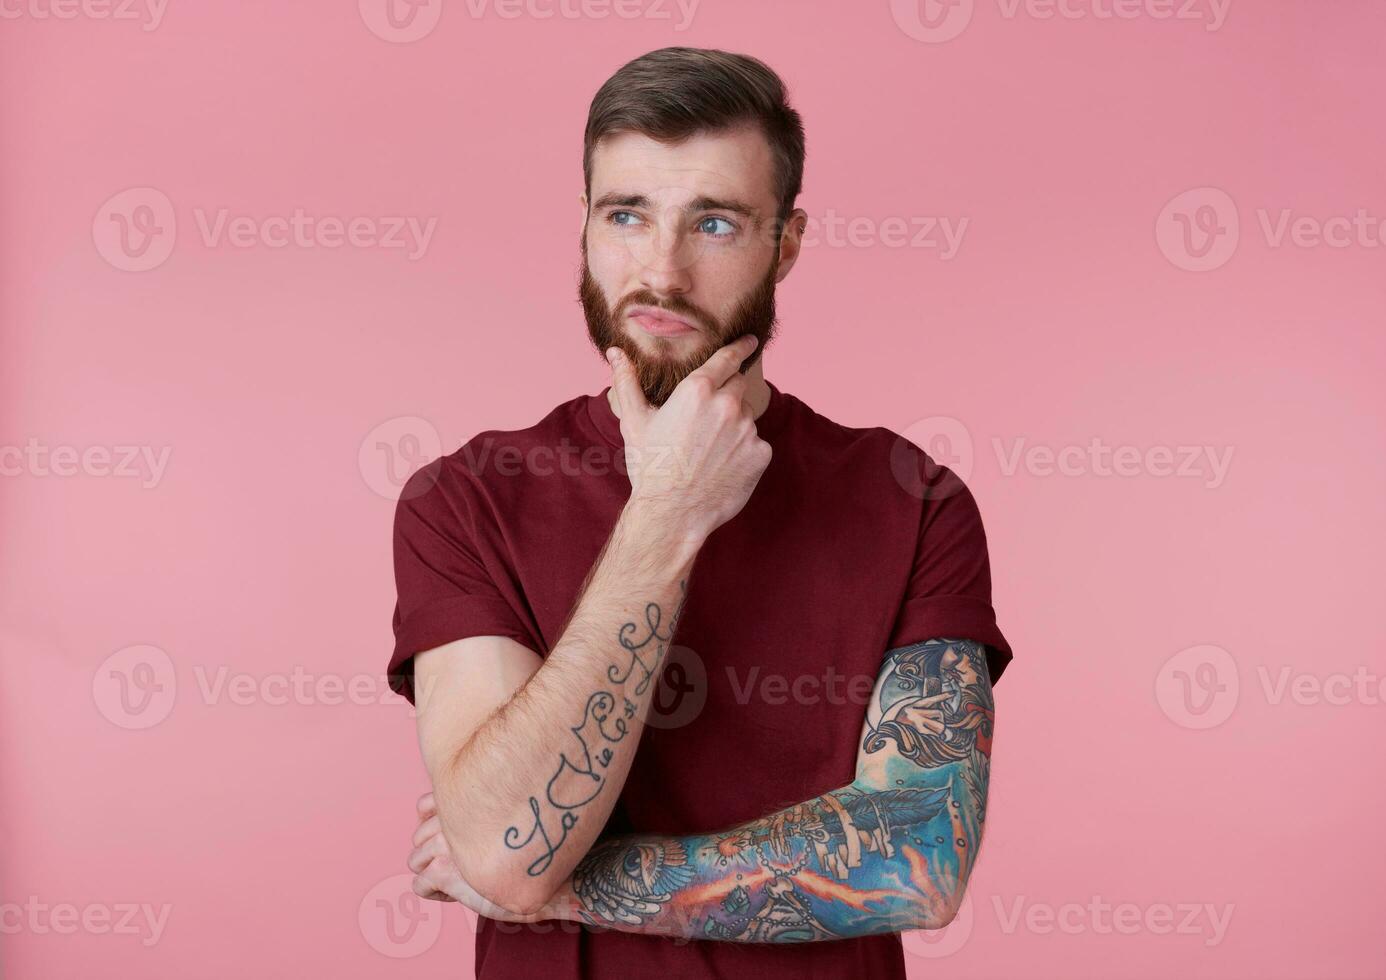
left=500, top=453, right=921, bottom=830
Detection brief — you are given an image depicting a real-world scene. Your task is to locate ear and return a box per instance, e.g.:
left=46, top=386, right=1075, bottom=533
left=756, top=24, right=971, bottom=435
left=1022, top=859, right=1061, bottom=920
left=772, top=207, right=809, bottom=283
left=578, top=192, right=589, bottom=237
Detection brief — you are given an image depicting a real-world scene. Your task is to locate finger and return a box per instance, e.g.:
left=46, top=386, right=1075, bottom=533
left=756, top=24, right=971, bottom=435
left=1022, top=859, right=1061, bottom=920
left=411, top=874, right=455, bottom=902
left=687, top=335, right=758, bottom=389
left=417, top=792, right=435, bottom=817
left=408, top=847, right=429, bottom=874
left=607, top=348, right=653, bottom=431
left=718, top=372, right=749, bottom=410
left=408, top=837, right=447, bottom=874
left=408, top=842, right=434, bottom=874
left=917, top=693, right=951, bottom=706
left=407, top=833, right=449, bottom=874
left=412, top=813, right=442, bottom=848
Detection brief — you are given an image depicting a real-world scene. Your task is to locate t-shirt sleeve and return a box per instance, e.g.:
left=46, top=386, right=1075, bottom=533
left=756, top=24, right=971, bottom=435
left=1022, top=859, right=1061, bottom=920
left=387, top=458, right=541, bottom=705
left=885, top=457, right=1014, bottom=686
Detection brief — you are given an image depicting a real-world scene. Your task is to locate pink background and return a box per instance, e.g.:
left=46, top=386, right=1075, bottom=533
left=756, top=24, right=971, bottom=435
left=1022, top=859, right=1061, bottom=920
left=2, top=1, right=1383, bottom=977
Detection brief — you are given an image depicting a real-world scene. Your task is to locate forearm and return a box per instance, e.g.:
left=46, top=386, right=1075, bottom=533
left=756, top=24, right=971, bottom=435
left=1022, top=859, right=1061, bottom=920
left=437, top=499, right=702, bottom=913
left=542, top=767, right=981, bottom=943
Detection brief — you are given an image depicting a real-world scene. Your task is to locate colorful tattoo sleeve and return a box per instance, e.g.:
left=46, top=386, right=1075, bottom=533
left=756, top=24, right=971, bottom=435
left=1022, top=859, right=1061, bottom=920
left=563, top=637, right=995, bottom=942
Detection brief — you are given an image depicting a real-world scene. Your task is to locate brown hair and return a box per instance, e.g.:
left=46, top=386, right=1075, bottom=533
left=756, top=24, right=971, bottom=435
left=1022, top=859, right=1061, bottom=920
left=583, top=47, right=806, bottom=225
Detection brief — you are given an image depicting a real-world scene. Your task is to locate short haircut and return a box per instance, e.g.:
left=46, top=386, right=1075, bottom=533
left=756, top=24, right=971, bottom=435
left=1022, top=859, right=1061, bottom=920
left=583, top=47, right=806, bottom=224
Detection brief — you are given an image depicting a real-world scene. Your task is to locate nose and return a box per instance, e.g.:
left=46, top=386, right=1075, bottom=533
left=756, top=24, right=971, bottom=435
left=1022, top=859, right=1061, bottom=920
left=635, top=212, right=696, bottom=297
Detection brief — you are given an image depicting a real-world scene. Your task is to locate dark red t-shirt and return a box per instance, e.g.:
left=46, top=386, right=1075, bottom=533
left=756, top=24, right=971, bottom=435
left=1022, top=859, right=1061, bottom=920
left=389, top=380, right=1012, bottom=979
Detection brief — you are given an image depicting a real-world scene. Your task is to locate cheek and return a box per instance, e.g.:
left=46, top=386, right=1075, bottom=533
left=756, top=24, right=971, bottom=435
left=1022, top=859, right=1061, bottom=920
left=585, top=236, right=635, bottom=290
left=695, top=251, right=764, bottom=309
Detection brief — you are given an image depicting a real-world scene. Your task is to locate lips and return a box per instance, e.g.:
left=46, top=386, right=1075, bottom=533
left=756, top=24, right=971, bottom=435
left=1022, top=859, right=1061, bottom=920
left=629, top=308, right=697, bottom=337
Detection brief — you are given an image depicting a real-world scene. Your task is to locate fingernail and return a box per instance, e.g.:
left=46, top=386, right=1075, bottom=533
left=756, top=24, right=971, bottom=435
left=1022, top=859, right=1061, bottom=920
left=745, top=335, right=759, bottom=349
left=606, top=348, right=620, bottom=364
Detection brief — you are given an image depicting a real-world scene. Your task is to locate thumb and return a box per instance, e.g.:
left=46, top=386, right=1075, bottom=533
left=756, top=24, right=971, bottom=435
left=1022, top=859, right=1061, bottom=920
left=607, top=348, right=652, bottom=433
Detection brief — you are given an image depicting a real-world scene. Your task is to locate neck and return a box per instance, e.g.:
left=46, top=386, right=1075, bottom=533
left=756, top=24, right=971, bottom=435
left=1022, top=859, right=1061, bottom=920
left=607, top=358, right=771, bottom=420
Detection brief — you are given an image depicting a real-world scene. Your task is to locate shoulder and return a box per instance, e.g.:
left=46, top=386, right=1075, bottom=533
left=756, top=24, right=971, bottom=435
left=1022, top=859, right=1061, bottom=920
left=394, top=391, right=595, bottom=519
left=777, top=390, right=902, bottom=459
left=781, top=392, right=975, bottom=506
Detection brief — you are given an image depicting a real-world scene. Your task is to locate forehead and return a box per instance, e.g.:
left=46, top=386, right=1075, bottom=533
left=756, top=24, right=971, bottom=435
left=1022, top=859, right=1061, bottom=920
left=588, top=126, right=777, bottom=212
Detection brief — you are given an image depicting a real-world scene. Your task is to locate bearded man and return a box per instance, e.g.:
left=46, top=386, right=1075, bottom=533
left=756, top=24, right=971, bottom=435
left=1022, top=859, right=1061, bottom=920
left=388, top=46, right=1014, bottom=980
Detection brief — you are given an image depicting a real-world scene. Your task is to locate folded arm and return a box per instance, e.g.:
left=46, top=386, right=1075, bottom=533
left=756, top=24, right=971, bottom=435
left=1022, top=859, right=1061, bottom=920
left=414, top=636, right=995, bottom=941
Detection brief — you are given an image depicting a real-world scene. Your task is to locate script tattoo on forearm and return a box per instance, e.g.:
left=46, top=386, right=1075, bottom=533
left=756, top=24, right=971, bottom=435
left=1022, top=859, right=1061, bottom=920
left=569, top=638, right=995, bottom=942
left=503, top=580, right=688, bottom=878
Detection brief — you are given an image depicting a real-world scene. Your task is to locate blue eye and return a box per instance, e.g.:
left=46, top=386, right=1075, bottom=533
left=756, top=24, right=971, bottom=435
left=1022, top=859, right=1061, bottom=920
left=609, top=210, right=642, bottom=228
left=699, top=216, right=736, bottom=238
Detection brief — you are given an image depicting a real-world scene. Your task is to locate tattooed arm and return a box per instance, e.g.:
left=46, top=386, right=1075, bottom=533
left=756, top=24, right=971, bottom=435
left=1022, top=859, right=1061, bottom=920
left=414, top=506, right=697, bottom=916
left=411, top=337, right=770, bottom=917
left=546, top=637, right=995, bottom=940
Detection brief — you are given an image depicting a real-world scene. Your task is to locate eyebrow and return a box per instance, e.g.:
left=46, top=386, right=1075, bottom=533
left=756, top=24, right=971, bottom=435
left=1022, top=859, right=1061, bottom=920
left=591, top=192, right=760, bottom=220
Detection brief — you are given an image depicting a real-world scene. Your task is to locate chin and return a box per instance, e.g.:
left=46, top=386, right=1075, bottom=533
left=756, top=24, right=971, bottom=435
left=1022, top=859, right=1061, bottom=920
left=628, top=332, right=698, bottom=354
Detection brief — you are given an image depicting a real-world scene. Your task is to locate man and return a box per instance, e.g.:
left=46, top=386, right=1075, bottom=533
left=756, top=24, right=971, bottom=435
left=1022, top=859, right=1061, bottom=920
left=388, top=46, right=1013, bottom=979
